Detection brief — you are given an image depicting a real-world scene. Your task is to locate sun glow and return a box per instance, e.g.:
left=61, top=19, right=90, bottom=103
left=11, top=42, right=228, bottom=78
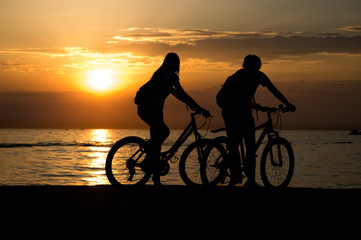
left=87, top=69, right=113, bottom=91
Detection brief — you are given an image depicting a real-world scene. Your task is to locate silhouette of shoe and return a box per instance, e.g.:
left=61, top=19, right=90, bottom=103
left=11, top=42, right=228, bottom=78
left=228, top=174, right=244, bottom=186
left=153, top=182, right=163, bottom=187
left=152, top=174, right=162, bottom=187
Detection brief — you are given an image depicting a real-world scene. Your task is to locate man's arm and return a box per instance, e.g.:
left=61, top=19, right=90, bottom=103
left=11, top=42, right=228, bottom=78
left=266, top=81, right=296, bottom=111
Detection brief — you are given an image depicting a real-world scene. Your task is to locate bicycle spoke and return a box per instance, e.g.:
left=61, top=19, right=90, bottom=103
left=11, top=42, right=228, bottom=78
left=106, top=137, right=150, bottom=186
left=184, top=148, right=203, bottom=184
left=261, top=138, right=294, bottom=188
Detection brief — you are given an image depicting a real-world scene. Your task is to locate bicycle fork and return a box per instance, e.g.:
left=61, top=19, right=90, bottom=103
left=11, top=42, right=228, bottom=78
left=194, top=131, right=205, bottom=164
left=269, top=138, right=283, bottom=167
left=126, top=145, right=147, bottom=181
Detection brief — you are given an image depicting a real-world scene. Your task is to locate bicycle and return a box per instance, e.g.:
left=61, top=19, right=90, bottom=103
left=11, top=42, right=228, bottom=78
left=201, top=104, right=295, bottom=188
left=105, top=111, right=226, bottom=186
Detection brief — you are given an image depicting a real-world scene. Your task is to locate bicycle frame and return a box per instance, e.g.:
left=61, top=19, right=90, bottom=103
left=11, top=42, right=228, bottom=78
left=122, top=112, right=204, bottom=180
left=212, top=106, right=285, bottom=166
left=128, top=113, right=203, bottom=167
left=235, top=112, right=274, bottom=164
left=204, top=106, right=293, bottom=186
left=255, top=111, right=278, bottom=151
left=161, top=112, right=203, bottom=162
left=254, top=111, right=282, bottom=166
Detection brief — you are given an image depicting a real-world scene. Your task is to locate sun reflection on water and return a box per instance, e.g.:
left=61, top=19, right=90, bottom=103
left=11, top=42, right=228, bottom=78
left=90, top=129, right=112, bottom=146
left=83, top=129, right=112, bottom=185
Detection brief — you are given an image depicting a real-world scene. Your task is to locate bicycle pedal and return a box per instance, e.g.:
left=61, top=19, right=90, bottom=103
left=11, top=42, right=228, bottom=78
left=240, top=174, right=245, bottom=182
left=170, top=156, right=179, bottom=163
left=128, top=173, right=134, bottom=181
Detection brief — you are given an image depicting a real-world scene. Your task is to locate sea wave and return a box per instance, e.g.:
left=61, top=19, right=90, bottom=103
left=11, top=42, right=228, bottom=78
left=0, top=142, right=112, bottom=148
left=0, top=140, right=175, bottom=149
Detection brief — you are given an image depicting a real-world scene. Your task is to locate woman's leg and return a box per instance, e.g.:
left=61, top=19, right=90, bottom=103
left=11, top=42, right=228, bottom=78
left=149, top=115, right=169, bottom=185
left=138, top=106, right=169, bottom=185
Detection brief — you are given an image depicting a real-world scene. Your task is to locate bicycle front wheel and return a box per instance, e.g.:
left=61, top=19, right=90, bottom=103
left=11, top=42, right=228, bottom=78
left=105, top=136, right=151, bottom=187
left=260, top=137, right=294, bottom=188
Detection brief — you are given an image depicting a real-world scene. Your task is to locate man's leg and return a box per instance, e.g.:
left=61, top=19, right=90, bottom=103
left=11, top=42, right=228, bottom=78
left=243, top=117, right=257, bottom=185
left=228, top=140, right=243, bottom=185
left=223, top=112, right=243, bottom=185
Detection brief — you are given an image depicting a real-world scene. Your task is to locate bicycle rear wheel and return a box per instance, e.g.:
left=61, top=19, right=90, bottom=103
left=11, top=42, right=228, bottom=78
left=260, top=137, right=294, bottom=188
left=106, top=136, right=151, bottom=187
left=200, top=137, right=228, bottom=186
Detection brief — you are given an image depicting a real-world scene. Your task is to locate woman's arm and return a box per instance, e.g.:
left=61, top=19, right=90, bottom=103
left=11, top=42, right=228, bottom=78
left=171, top=80, right=200, bottom=109
left=171, top=77, right=210, bottom=116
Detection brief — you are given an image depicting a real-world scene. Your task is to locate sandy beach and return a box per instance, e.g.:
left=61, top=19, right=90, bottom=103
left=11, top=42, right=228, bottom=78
left=1, top=185, right=360, bottom=213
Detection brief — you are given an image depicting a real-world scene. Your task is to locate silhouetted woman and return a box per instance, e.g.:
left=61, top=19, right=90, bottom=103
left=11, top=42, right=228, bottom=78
left=135, top=53, right=210, bottom=186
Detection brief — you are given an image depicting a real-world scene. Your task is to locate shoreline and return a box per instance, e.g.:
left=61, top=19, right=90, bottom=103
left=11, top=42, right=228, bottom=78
left=1, top=185, right=360, bottom=212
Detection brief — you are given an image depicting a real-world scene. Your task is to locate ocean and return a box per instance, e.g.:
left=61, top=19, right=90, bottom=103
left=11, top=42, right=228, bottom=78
left=0, top=129, right=360, bottom=189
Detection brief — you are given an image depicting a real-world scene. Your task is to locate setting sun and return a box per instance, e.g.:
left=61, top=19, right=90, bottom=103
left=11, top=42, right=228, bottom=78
left=87, top=69, right=113, bottom=91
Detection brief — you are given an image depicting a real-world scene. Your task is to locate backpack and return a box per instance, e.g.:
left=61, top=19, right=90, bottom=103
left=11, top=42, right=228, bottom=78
left=216, top=74, right=236, bottom=108
left=134, top=80, right=153, bottom=105
left=217, top=70, right=261, bottom=110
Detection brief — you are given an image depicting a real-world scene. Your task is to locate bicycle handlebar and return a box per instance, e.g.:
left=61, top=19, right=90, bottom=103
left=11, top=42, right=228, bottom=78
left=190, top=109, right=212, bottom=118
left=210, top=104, right=291, bottom=134
left=210, top=128, right=226, bottom=133
left=254, top=104, right=290, bottom=113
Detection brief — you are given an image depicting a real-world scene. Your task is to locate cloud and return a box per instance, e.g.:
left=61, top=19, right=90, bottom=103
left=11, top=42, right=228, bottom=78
left=341, top=25, right=361, bottom=32
left=2, top=27, right=361, bottom=77
left=0, top=59, right=35, bottom=73
left=181, top=58, right=236, bottom=72
left=0, top=47, right=80, bottom=57
left=111, top=27, right=301, bottom=46
left=112, top=27, right=241, bottom=45
left=0, top=46, right=162, bottom=74
left=191, top=36, right=361, bottom=59
left=107, top=27, right=361, bottom=63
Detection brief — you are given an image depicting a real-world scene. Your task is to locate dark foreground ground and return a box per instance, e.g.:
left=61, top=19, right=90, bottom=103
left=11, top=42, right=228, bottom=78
left=1, top=185, right=360, bottom=214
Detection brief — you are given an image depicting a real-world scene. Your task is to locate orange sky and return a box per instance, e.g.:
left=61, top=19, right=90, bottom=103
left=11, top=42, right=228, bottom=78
left=1, top=0, right=361, bottom=129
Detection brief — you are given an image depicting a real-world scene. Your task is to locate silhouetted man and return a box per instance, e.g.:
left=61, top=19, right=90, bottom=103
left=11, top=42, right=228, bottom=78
left=216, top=55, right=296, bottom=187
